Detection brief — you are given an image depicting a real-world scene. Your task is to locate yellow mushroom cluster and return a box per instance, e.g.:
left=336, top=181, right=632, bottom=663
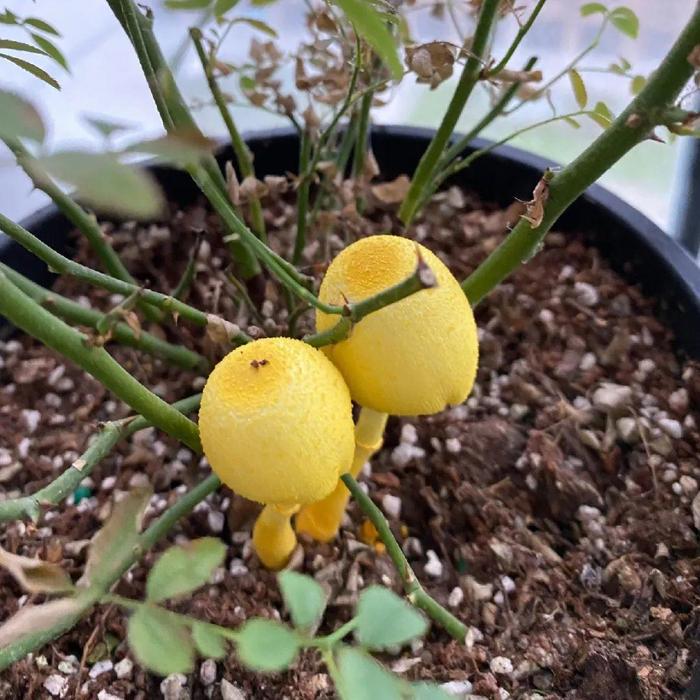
left=198, top=235, right=479, bottom=569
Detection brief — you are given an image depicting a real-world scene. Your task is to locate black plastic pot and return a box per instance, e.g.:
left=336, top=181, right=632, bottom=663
left=2, top=125, right=700, bottom=358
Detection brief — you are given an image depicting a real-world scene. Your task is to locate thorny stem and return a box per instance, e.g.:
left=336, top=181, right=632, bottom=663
left=190, top=27, right=267, bottom=242
left=0, top=270, right=202, bottom=452
left=303, top=256, right=435, bottom=347
left=0, top=395, right=202, bottom=524
left=0, top=264, right=208, bottom=371
left=3, top=139, right=162, bottom=323
left=341, top=474, right=468, bottom=642
left=107, top=0, right=260, bottom=278
left=486, top=0, right=547, bottom=77
left=0, top=473, right=220, bottom=671
left=352, top=90, right=373, bottom=179
left=293, top=128, right=313, bottom=265
left=0, top=212, right=250, bottom=345
left=398, top=0, right=500, bottom=225
left=463, top=2, right=700, bottom=304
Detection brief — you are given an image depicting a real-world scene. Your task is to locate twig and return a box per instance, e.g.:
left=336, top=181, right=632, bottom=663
left=0, top=264, right=208, bottom=371
left=462, top=3, right=700, bottom=305
left=293, top=128, right=313, bottom=265
left=0, top=473, right=220, bottom=671
left=0, top=270, right=201, bottom=452
left=0, top=394, right=201, bottom=524
left=190, top=27, right=267, bottom=241
left=486, top=0, right=547, bottom=77
left=341, top=474, right=467, bottom=642
left=0, top=212, right=250, bottom=345
left=398, top=0, right=500, bottom=225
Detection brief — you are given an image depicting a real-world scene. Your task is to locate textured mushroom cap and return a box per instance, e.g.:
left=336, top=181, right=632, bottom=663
left=199, top=337, right=355, bottom=505
left=316, top=235, right=479, bottom=416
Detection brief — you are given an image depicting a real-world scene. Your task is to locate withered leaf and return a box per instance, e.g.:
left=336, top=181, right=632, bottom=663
left=371, top=175, right=411, bottom=205
left=405, top=42, right=455, bottom=89
left=79, top=487, right=151, bottom=588
left=206, top=314, right=242, bottom=347
left=0, top=546, right=73, bottom=594
left=226, top=161, right=240, bottom=206
left=239, top=176, right=268, bottom=201
left=0, top=597, right=83, bottom=647
left=521, top=172, right=551, bottom=228
left=118, top=309, right=142, bottom=339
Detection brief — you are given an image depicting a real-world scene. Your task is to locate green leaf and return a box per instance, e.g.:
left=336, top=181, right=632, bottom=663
left=609, top=6, right=639, bottom=38
left=38, top=151, right=164, bottom=220
left=568, top=69, right=587, bottom=109
left=631, top=74, right=646, bottom=94
left=236, top=619, right=300, bottom=671
left=250, top=0, right=279, bottom=5
left=580, top=2, right=607, bottom=15
left=336, top=647, right=405, bottom=700
left=0, top=39, right=45, bottom=55
left=278, top=571, right=327, bottom=631
left=214, top=0, right=241, bottom=16
left=30, top=33, right=69, bottom=71
left=412, top=683, right=454, bottom=700
left=356, top=587, right=427, bottom=650
left=230, top=17, right=278, bottom=37
left=0, top=53, right=59, bottom=89
left=0, top=89, right=45, bottom=142
left=239, top=75, right=256, bottom=91
left=84, top=115, right=133, bottom=139
left=564, top=115, right=581, bottom=129
left=192, top=622, right=228, bottom=659
left=332, top=0, right=402, bottom=80
left=127, top=130, right=215, bottom=167
left=23, top=17, right=60, bottom=36
left=588, top=100, right=614, bottom=128
left=80, top=488, right=152, bottom=587
left=165, top=0, right=212, bottom=8
left=146, top=538, right=226, bottom=602
left=127, top=606, right=195, bottom=676
left=0, top=10, right=19, bottom=25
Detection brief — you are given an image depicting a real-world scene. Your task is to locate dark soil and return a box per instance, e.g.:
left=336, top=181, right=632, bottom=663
left=1, top=180, right=699, bottom=700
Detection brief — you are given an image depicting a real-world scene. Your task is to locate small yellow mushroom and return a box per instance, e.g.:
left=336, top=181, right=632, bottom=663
left=199, top=337, right=355, bottom=569
left=314, top=234, right=479, bottom=416
left=297, top=235, right=479, bottom=542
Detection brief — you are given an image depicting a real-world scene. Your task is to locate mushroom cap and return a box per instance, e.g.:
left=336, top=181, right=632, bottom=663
left=316, top=235, right=479, bottom=416
left=198, top=337, right=355, bottom=505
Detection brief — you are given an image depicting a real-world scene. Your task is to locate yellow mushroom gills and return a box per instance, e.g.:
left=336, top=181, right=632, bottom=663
left=315, top=235, right=479, bottom=416
left=199, top=337, right=355, bottom=568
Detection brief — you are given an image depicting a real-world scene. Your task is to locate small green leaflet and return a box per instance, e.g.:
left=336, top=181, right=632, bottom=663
left=332, top=0, right=402, bottom=80
left=588, top=100, right=614, bottom=128
left=0, top=89, right=45, bottom=142
left=230, top=17, right=278, bottom=38
left=0, top=39, right=45, bottom=55
left=278, top=571, right=327, bottom=631
left=568, top=69, right=587, bottom=109
left=609, top=6, right=639, bottom=38
left=30, top=33, right=69, bottom=71
left=355, top=586, right=427, bottom=650
left=336, top=647, right=405, bottom=700
left=0, top=53, right=59, bottom=89
left=192, top=622, right=228, bottom=659
left=214, top=0, right=241, bottom=16
left=412, top=683, right=454, bottom=700
left=165, top=0, right=211, bottom=9
left=236, top=619, right=300, bottom=671
left=128, top=606, right=195, bottom=676
left=631, top=74, right=646, bottom=94
left=23, top=17, right=60, bottom=36
left=580, top=2, right=607, bottom=16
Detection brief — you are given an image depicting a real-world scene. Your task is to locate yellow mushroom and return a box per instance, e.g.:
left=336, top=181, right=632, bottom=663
left=198, top=337, right=355, bottom=569
left=297, top=235, right=479, bottom=542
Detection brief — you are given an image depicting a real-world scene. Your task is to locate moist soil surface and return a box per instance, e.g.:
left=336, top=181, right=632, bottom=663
left=0, top=180, right=699, bottom=700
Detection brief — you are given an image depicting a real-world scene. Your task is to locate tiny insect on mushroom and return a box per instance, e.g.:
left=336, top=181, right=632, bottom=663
left=296, top=234, right=479, bottom=542
left=198, top=337, right=355, bottom=569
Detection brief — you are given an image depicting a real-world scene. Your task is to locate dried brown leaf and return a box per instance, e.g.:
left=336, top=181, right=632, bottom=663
left=80, top=487, right=151, bottom=588
left=0, top=597, right=83, bottom=647
left=118, top=309, right=142, bottom=339
left=315, top=11, right=338, bottom=33
left=520, top=172, right=551, bottom=228
left=226, top=161, right=240, bottom=206
left=405, top=42, right=455, bottom=89
left=239, top=176, right=268, bottom=201
left=371, top=175, right=411, bottom=204
left=206, top=314, right=242, bottom=348
left=0, top=547, right=73, bottom=594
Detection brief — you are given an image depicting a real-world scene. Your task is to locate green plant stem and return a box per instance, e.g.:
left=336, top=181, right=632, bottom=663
left=398, top=0, right=500, bottom=225
left=315, top=618, right=358, bottom=649
left=441, top=56, right=538, bottom=165
left=0, top=270, right=201, bottom=452
left=107, top=0, right=260, bottom=278
left=352, top=90, right=373, bottom=179
left=462, top=3, right=700, bottom=305
left=0, top=395, right=202, bottom=524
left=303, top=257, right=434, bottom=347
left=293, top=129, right=313, bottom=265
left=190, top=27, right=266, bottom=242
left=0, top=212, right=250, bottom=345
left=4, top=138, right=163, bottom=323
left=0, top=473, right=220, bottom=671
left=341, top=474, right=467, bottom=643
left=486, top=0, right=547, bottom=77
left=0, top=264, right=207, bottom=371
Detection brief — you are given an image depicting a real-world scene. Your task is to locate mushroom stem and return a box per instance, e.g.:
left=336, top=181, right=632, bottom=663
left=296, top=408, right=388, bottom=542
left=252, top=503, right=300, bottom=570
